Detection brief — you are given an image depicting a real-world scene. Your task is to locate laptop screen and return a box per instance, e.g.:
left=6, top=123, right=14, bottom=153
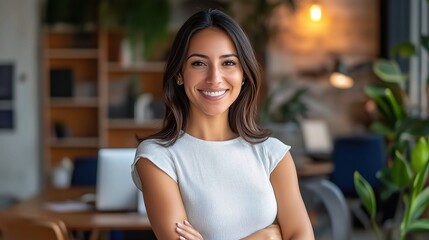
left=95, top=148, right=138, bottom=211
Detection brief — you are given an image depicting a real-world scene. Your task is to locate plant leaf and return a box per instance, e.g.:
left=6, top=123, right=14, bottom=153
left=410, top=187, right=429, bottom=220
left=354, top=171, right=377, bottom=220
left=390, top=42, right=417, bottom=59
left=385, top=88, right=405, bottom=121
left=404, top=219, right=429, bottom=234
left=391, top=150, right=413, bottom=188
left=377, top=168, right=400, bottom=200
left=369, top=121, right=394, bottom=138
left=412, top=161, right=429, bottom=201
left=365, top=85, right=395, bottom=121
left=411, top=137, right=429, bottom=173
left=373, top=59, right=407, bottom=83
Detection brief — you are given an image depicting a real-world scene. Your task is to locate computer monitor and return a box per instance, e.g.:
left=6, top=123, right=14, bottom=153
left=95, top=148, right=139, bottom=211
left=301, top=119, right=333, bottom=161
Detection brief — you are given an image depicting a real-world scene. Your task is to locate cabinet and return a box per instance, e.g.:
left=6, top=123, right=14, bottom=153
left=42, top=27, right=164, bottom=186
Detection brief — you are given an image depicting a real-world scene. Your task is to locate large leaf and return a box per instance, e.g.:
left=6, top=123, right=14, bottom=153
left=373, top=59, right=407, bottom=83
left=412, top=161, right=429, bottom=200
left=391, top=150, right=413, bottom=188
left=354, top=171, right=377, bottom=220
left=385, top=88, right=405, bottom=121
left=410, top=187, right=429, bottom=220
left=404, top=219, right=429, bottom=234
left=411, top=137, right=429, bottom=173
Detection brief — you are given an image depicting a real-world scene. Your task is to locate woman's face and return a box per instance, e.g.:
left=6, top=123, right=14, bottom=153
left=181, top=28, right=244, bottom=120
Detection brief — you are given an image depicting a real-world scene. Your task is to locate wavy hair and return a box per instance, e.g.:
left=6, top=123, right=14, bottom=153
left=139, top=8, right=270, bottom=146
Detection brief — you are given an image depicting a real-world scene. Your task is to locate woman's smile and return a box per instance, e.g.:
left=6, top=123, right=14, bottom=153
left=199, top=89, right=228, bottom=98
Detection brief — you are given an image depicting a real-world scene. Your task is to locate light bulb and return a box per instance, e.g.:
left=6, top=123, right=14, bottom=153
left=329, top=72, right=354, bottom=89
left=309, top=3, right=322, bottom=22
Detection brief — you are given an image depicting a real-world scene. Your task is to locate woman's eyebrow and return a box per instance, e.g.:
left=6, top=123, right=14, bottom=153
left=187, top=53, right=208, bottom=60
left=186, top=53, right=238, bottom=60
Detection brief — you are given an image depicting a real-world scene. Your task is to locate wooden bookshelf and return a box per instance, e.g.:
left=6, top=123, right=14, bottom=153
left=42, top=28, right=164, bottom=187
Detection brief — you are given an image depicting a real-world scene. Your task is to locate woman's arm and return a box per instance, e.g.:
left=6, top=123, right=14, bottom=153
left=135, top=158, right=188, bottom=240
left=270, top=152, right=315, bottom=239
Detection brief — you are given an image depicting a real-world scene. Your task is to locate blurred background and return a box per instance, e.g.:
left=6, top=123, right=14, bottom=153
left=0, top=0, right=428, bottom=239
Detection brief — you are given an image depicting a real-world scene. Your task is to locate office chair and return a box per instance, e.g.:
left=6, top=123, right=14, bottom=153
left=300, top=178, right=351, bottom=240
left=0, top=216, right=70, bottom=240
left=330, top=134, right=386, bottom=229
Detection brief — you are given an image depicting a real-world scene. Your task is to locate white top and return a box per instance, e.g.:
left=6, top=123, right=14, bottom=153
left=131, top=133, right=290, bottom=240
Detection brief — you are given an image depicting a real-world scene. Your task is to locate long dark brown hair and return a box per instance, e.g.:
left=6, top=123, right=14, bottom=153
left=138, top=8, right=270, bottom=146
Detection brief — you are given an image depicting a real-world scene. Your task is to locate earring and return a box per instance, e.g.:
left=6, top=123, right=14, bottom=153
left=176, top=75, right=183, bottom=85
left=242, top=81, right=245, bottom=86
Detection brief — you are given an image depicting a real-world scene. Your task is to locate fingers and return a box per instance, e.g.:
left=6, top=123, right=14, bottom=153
left=175, top=220, right=203, bottom=240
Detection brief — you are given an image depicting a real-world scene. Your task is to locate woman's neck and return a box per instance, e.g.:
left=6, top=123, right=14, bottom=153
left=186, top=113, right=237, bottom=141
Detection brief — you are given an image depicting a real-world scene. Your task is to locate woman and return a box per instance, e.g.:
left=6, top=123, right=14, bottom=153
left=132, top=8, right=314, bottom=240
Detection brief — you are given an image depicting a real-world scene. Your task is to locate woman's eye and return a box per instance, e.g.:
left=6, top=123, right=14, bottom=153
left=191, top=61, right=206, bottom=67
left=224, top=60, right=236, bottom=66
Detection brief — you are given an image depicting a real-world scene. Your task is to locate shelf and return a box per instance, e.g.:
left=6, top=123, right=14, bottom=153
left=108, top=118, right=163, bottom=129
left=108, top=62, right=165, bottom=73
left=47, top=49, right=99, bottom=59
left=50, top=98, right=98, bottom=108
left=50, top=137, right=99, bottom=148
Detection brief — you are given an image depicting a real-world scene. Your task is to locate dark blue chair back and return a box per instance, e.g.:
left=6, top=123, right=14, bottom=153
left=71, top=156, right=98, bottom=187
left=330, top=134, right=386, bottom=196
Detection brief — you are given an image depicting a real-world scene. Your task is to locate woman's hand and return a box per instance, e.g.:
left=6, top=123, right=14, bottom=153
left=241, top=224, right=282, bottom=240
left=175, top=220, right=204, bottom=240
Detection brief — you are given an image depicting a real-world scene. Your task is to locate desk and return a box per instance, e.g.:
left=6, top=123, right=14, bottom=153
left=297, top=158, right=333, bottom=177
left=0, top=187, right=150, bottom=240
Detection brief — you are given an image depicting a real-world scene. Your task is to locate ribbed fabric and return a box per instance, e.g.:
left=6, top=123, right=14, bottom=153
left=131, top=133, right=290, bottom=240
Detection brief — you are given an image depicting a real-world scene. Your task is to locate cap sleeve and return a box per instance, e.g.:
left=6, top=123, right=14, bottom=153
left=264, top=137, right=291, bottom=173
left=131, top=139, right=177, bottom=191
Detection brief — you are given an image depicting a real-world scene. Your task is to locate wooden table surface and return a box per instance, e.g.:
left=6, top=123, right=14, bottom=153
left=0, top=187, right=151, bottom=232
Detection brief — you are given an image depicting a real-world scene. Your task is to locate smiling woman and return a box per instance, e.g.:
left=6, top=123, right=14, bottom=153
left=131, top=8, right=314, bottom=240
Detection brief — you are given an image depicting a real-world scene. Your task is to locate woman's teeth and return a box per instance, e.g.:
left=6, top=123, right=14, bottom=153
left=202, top=90, right=226, bottom=97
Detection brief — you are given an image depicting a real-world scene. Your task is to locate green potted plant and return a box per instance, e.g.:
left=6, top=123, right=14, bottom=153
left=261, top=80, right=309, bottom=125
left=354, top=1, right=429, bottom=238
left=44, top=0, right=171, bottom=60
left=354, top=136, right=429, bottom=240
left=99, top=0, right=171, bottom=60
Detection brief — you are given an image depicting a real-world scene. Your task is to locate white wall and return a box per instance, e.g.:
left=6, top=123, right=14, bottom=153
left=0, top=0, right=41, bottom=199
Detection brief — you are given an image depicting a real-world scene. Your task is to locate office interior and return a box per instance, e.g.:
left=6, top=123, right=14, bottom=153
left=0, top=0, right=429, bottom=239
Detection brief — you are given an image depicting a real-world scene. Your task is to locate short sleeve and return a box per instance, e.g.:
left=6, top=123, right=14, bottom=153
left=131, top=139, right=177, bottom=191
left=263, top=137, right=291, bottom=173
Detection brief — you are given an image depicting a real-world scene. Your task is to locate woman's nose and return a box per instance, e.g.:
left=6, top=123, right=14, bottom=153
left=206, top=66, right=222, bottom=84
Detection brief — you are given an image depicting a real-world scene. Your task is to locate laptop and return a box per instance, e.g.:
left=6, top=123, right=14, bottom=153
left=95, top=148, right=139, bottom=211
left=300, top=119, right=333, bottom=161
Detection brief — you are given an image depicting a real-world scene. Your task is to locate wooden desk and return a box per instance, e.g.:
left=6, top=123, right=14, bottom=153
left=297, top=158, right=334, bottom=177
left=0, top=187, right=150, bottom=239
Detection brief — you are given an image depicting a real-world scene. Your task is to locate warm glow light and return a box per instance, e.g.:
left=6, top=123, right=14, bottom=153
left=309, top=3, right=322, bottom=22
left=329, top=72, right=354, bottom=89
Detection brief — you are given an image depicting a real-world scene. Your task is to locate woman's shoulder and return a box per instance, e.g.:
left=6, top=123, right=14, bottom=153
left=254, top=136, right=290, bottom=148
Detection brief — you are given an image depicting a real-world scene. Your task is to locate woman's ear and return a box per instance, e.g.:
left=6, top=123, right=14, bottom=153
left=176, top=74, right=183, bottom=85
